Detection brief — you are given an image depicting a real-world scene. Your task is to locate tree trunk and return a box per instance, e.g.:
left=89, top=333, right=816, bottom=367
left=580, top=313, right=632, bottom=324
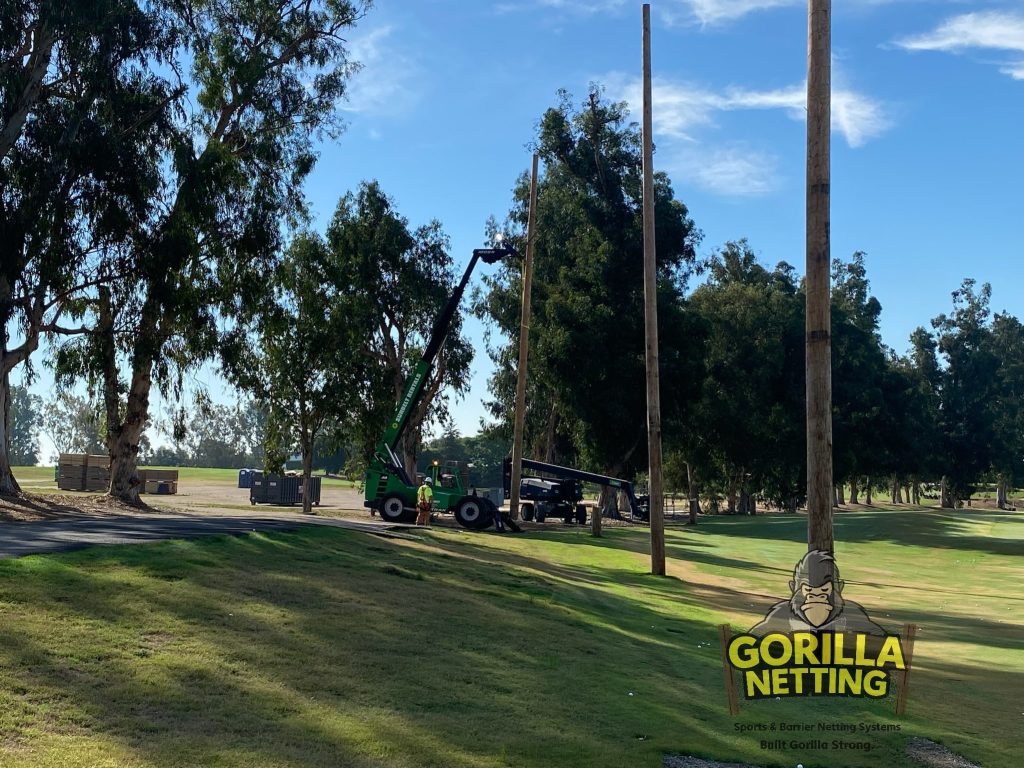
left=301, top=442, right=314, bottom=515
left=686, top=461, right=699, bottom=525
left=727, top=472, right=739, bottom=514
left=833, top=485, right=839, bottom=508
left=0, top=364, right=21, bottom=496
left=996, top=475, right=1008, bottom=510
left=107, top=365, right=152, bottom=505
left=911, top=479, right=920, bottom=506
left=107, top=315, right=158, bottom=505
left=890, top=475, right=899, bottom=504
left=849, top=478, right=859, bottom=505
left=865, top=478, right=872, bottom=506
left=400, top=428, right=419, bottom=482
left=0, top=290, right=41, bottom=496
left=939, top=476, right=953, bottom=508
left=836, top=484, right=845, bottom=505
left=598, top=485, right=619, bottom=520
left=542, top=406, right=558, bottom=463
left=902, top=485, right=910, bottom=504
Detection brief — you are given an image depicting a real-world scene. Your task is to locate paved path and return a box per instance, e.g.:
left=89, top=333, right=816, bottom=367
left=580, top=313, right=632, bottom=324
left=0, top=513, right=413, bottom=560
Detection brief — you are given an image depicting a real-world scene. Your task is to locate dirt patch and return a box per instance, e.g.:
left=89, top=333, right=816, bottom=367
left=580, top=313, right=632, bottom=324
left=0, top=492, right=149, bottom=522
left=664, top=756, right=762, bottom=768
left=905, top=738, right=981, bottom=768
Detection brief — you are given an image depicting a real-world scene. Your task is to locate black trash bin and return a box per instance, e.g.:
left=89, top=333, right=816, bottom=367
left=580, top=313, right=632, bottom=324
left=278, top=475, right=301, bottom=505
left=298, top=475, right=322, bottom=506
left=250, top=473, right=301, bottom=505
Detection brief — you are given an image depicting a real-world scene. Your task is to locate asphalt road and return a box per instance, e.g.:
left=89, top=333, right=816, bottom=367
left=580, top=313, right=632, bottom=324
left=0, top=513, right=410, bottom=560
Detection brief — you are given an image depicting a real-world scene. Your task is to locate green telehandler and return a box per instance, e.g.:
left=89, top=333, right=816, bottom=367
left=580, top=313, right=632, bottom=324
left=363, top=241, right=518, bottom=529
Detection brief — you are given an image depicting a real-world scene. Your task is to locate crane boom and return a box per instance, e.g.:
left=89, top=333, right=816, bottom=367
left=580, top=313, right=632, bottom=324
left=368, top=245, right=517, bottom=490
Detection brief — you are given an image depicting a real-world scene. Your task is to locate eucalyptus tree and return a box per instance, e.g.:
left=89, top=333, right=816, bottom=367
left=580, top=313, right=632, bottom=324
left=685, top=242, right=805, bottom=513
left=54, top=0, right=369, bottom=503
left=0, top=0, right=176, bottom=494
left=932, top=280, right=999, bottom=506
left=222, top=233, right=371, bottom=515
left=986, top=311, right=1024, bottom=508
left=477, top=87, right=701, bottom=481
left=325, top=181, right=471, bottom=477
left=829, top=253, right=889, bottom=502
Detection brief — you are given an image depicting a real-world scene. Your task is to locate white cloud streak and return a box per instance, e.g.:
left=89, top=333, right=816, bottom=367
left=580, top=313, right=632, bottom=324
left=894, top=11, right=1024, bottom=81
left=604, top=73, right=890, bottom=197
left=608, top=75, right=891, bottom=148
left=1000, top=62, right=1024, bottom=80
left=895, top=11, right=1024, bottom=53
left=342, top=26, right=419, bottom=116
left=678, top=0, right=800, bottom=26
left=673, top=146, right=781, bottom=197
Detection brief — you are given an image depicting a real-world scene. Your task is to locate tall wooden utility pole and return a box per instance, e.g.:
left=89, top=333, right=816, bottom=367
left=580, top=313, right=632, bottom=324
left=642, top=3, right=666, bottom=575
left=806, top=0, right=834, bottom=554
left=508, top=154, right=539, bottom=521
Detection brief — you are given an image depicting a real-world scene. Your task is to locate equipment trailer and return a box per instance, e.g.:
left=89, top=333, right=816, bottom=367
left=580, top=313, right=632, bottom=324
left=364, top=242, right=518, bottom=529
left=502, top=457, right=646, bottom=523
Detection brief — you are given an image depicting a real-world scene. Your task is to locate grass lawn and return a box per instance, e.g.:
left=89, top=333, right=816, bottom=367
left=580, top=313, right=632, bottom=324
left=0, top=508, right=1020, bottom=767
left=12, top=465, right=358, bottom=489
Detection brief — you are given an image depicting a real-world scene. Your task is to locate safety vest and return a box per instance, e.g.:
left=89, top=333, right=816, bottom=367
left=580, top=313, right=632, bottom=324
left=417, top=484, right=433, bottom=505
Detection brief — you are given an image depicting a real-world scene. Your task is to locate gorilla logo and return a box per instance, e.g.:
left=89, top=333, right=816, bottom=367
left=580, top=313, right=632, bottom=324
left=750, top=550, right=886, bottom=636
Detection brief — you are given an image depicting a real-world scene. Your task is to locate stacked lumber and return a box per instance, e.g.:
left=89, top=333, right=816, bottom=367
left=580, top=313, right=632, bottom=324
left=57, top=453, right=110, bottom=491
left=138, top=468, right=179, bottom=495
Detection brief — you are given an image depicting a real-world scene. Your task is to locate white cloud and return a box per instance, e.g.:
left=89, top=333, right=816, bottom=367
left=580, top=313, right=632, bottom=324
left=608, top=75, right=890, bottom=148
left=1000, top=62, right=1024, bottom=80
left=603, top=73, right=890, bottom=198
left=494, top=0, right=796, bottom=25
left=671, top=146, right=781, bottom=197
left=894, top=11, right=1024, bottom=81
left=895, top=11, right=1024, bottom=53
left=676, top=0, right=800, bottom=26
left=494, top=0, right=626, bottom=15
left=342, top=26, right=419, bottom=116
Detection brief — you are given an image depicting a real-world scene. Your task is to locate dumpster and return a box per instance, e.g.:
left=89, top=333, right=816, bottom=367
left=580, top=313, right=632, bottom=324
left=298, top=475, right=322, bottom=506
left=249, top=471, right=270, bottom=504
left=250, top=473, right=301, bottom=505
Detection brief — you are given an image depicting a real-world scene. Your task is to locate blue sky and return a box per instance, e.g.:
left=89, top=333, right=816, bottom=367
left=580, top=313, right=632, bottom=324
left=22, top=0, right=1024, bottom=456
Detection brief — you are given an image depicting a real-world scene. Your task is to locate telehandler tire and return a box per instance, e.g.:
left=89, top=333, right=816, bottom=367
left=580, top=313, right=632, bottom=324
left=379, top=493, right=415, bottom=524
left=454, top=497, right=492, bottom=529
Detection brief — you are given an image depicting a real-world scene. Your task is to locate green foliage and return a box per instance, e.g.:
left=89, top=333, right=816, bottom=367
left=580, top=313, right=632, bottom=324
left=324, top=180, right=471, bottom=473
left=40, top=391, right=106, bottom=459
left=168, top=397, right=267, bottom=469
left=222, top=231, right=372, bottom=503
left=477, top=87, right=700, bottom=475
left=684, top=241, right=805, bottom=510
left=930, top=280, right=1021, bottom=502
left=43, top=0, right=369, bottom=500
left=419, top=427, right=510, bottom=488
left=7, top=384, right=40, bottom=465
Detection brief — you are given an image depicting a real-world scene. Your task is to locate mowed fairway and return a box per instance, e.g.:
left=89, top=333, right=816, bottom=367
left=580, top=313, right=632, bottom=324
left=0, top=508, right=1019, bottom=768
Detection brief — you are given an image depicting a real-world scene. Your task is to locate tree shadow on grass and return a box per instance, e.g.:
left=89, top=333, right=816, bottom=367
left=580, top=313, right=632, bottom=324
left=0, top=528, right=1013, bottom=768
left=0, top=530, right=753, bottom=768
left=688, top=509, right=1023, bottom=558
